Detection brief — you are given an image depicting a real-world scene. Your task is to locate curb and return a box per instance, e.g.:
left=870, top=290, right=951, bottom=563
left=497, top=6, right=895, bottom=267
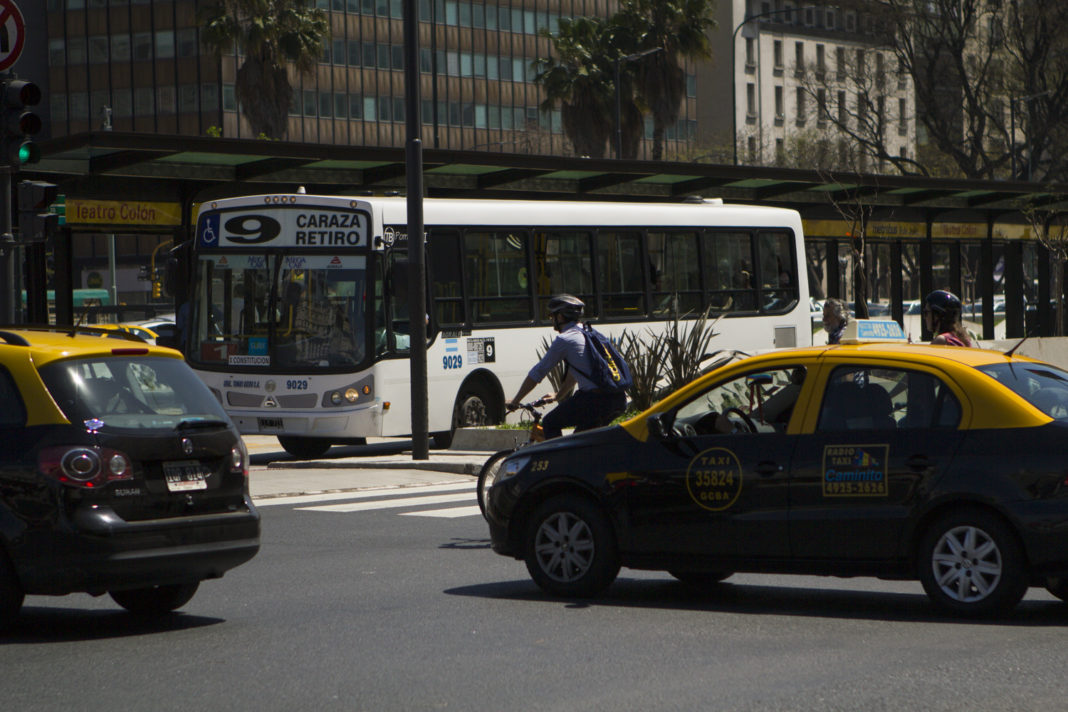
left=264, top=458, right=486, bottom=475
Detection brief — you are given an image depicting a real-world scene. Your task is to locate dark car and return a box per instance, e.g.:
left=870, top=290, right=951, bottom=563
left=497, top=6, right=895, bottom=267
left=0, top=327, right=259, bottom=623
left=485, top=321, right=1068, bottom=617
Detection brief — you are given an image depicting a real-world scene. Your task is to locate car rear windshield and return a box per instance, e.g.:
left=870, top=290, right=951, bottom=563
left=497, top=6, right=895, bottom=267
left=976, top=362, right=1068, bottom=420
left=38, top=355, right=231, bottom=430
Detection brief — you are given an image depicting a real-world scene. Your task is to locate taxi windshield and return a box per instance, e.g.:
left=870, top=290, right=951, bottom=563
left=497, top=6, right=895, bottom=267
left=977, top=362, right=1068, bottom=420
left=187, top=253, right=369, bottom=370
left=38, top=356, right=231, bottom=430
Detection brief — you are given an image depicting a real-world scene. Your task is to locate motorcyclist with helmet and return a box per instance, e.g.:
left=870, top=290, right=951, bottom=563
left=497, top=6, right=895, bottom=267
left=923, top=289, right=974, bottom=346
left=505, top=294, right=628, bottom=439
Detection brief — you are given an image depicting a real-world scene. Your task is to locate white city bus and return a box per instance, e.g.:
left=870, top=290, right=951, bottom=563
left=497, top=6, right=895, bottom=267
left=182, top=194, right=811, bottom=458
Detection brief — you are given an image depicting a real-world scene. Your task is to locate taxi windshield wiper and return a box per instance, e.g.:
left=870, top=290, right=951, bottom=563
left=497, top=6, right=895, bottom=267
left=175, top=417, right=229, bottom=431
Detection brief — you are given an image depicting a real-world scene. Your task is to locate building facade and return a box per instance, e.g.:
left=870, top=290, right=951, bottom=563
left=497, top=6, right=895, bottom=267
left=38, top=0, right=699, bottom=159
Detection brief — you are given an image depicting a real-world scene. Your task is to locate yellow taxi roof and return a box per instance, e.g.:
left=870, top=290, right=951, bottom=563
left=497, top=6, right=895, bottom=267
left=0, top=327, right=182, bottom=368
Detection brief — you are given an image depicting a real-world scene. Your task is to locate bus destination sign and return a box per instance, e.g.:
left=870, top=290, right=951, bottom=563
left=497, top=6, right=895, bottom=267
left=198, top=208, right=369, bottom=248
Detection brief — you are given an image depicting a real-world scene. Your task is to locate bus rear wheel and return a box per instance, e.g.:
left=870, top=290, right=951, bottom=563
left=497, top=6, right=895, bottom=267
left=278, top=436, right=333, bottom=459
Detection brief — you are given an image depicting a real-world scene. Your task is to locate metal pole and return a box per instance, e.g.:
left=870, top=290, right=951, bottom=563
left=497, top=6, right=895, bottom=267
left=108, top=234, right=118, bottom=311
left=1010, top=97, right=1017, bottom=180
left=0, top=166, right=12, bottom=324
left=404, top=0, right=429, bottom=460
left=614, top=58, right=622, bottom=159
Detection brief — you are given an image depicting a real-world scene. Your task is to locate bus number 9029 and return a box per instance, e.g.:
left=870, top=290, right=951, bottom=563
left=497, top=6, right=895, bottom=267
left=443, top=354, right=463, bottom=369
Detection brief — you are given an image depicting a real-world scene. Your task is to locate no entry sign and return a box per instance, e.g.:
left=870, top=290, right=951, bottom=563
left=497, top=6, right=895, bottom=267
left=0, top=0, right=25, bottom=72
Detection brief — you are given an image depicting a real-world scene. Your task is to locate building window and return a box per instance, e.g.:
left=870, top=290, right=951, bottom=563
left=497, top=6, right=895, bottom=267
left=223, top=85, right=237, bottom=112
left=319, top=92, right=332, bottom=118
left=112, top=35, right=131, bottom=62
left=132, top=33, right=152, bottom=61
left=48, top=39, right=66, bottom=66
left=745, top=38, right=756, bottom=70
left=836, top=46, right=846, bottom=81
left=773, top=40, right=783, bottom=72
left=179, top=85, right=197, bottom=113
left=796, top=87, right=806, bottom=125
left=838, top=90, right=848, bottom=127
left=335, top=93, right=347, bottom=119
left=816, top=44, right=825, bottom=79
left=794, top=42, right=804, bottom=77
left=746, top=82, right=756, bottom=118
left=70, top=92, right=89, bottom=120
left=818, top=88, right=828, bottom=125
left=899, top=97, right=908, bottom=135
left=774, top=85, right=784, bottom=121
left=303, top=90, right=316, bottom=116
left=178, top=29, right=198, bottom=58
left=88, top=35, right=108, bottom=64
left=201, top=84, right=219, bottom=112
left=155, top=30, right=175, bottom=60
left=158, top=86, right=176, bottom=115
left=134, top=88, right=153, bottom=116
left=51, top=94, right=67, bottom=122
left=350, top=95, right=363, bottom=120
left=68, top=37, right=87, bottom=64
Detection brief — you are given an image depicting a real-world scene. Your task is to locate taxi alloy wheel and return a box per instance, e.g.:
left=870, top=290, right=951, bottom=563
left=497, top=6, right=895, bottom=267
left=524, top=495, right=619, bottom=598
left=109, top=582, right=200, bottom=615
left=918, top=509, right=1027, bottom=617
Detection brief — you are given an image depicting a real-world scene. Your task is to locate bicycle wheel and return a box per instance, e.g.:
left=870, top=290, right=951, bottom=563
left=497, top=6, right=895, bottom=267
left=477, top=449, right=513, bottom=519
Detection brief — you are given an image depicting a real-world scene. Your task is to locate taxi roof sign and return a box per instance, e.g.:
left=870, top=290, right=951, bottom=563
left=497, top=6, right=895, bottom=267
left=839, top=319, right=907, bottom=344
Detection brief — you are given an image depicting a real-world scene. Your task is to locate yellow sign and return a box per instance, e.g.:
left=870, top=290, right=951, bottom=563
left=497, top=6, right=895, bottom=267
left=67, top=199, right=182, bottom=227
left=803, top=218, right=1033, bottom=241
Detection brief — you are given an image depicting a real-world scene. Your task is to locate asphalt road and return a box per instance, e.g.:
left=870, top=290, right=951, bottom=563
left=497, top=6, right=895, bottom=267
left=3, top=476, right=1068, bottom=711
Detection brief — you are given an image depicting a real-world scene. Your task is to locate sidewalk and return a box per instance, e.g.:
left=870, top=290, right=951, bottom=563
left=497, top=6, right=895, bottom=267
left=243, top=435, right=497, bottom=499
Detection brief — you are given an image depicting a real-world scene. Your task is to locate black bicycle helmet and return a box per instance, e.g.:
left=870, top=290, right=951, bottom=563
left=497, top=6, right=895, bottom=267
left=923, top=289, right=962, bottom=316
left=547, top=294, right=585, bottom=321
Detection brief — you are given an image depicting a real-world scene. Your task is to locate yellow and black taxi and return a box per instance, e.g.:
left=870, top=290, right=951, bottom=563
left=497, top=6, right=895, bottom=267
left=485, top=320, right=1068, bottom=617
left=0, top=327, right=259, bottom=623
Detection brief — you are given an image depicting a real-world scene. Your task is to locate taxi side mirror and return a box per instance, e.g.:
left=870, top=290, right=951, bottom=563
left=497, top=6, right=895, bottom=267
left=647, top=413, right=675, bottom=441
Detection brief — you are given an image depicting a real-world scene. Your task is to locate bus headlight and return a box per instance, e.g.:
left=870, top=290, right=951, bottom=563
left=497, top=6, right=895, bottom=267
left=322, top=376, right=374, bottom=408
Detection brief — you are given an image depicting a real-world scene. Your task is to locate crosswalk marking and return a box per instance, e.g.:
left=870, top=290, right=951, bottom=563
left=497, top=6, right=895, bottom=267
left=255, top=481, right=473, bottom=507
left=400, top=505, right=482, bottom=519
left=297, top=491, right=475, bottom=513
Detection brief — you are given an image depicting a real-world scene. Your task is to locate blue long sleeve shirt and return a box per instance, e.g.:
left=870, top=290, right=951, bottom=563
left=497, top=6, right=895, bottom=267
left=526, top=321, right=598, bottom=392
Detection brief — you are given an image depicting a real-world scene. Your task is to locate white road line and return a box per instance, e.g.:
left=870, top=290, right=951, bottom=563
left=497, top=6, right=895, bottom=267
left=399, top=505, right=483, bottom=519
left=255, top=481, right=474, bottom=507
left=297, top=491, right=475, bottom=513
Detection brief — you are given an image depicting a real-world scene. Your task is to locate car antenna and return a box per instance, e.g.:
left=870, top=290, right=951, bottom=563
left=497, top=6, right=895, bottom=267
left=1004, top=333, right=1030, bottom=358
left=67, top=307, right=89, bottom=338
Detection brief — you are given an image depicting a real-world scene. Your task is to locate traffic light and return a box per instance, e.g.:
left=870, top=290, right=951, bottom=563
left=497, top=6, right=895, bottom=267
left=152, top=278, right=163, bottom=299
left=18, top=181, right=59, bottom=242
left=1, top=79, right=42, bottom=168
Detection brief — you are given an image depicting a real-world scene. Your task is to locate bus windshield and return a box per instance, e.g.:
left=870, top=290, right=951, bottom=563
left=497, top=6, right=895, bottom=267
left=188, top=253, right=369, bottom=370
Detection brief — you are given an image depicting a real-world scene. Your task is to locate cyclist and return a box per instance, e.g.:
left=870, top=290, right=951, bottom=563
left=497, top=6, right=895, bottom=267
left=924, top=289, right=974, bottom=346
left=505, top=294, right=627, bottom=439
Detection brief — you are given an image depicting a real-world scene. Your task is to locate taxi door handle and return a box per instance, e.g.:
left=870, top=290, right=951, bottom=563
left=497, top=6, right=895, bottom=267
left=756, top=461, right=783, bottom=477
left=907, top=455, right=930, bottom=472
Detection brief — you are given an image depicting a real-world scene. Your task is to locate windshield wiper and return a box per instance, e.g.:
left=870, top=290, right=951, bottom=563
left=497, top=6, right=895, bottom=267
left=174, top=417, right=229, bottom=431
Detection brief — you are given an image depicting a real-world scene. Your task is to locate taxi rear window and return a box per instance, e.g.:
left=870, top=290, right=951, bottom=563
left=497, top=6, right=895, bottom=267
left=976, top=363, right=1068, bottom=419
left=38, top=356, right=230, bottom=430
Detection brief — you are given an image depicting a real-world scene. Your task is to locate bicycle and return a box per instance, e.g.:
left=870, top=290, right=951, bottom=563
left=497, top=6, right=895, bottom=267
left=476, top=396, right=552, bottom=519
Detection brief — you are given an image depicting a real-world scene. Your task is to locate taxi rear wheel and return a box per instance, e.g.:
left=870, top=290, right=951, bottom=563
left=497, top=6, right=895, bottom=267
left=669, top=570, right=733, bottom=587
left=109, top=582, right=199, bottom=615
left=0, top=551, right=24, bottom=628
left=524, top=495, right=619, bottom=598
left=917, top=509, right=1027, bottom=617
left=1043, top=577, right=1068, bottom=602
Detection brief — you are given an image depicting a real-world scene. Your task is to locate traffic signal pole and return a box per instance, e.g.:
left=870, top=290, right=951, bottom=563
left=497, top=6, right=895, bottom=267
left=0, top=165, right=12, bottom=324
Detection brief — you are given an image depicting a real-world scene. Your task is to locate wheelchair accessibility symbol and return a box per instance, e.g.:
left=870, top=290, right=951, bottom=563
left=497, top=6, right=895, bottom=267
left=199, top=214, right=220, bottom=245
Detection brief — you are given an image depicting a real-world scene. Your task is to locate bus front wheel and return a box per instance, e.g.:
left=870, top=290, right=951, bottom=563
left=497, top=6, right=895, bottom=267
left=453, top=383, right=500, bottom=429
left=278, top=436, right=333, bottom=459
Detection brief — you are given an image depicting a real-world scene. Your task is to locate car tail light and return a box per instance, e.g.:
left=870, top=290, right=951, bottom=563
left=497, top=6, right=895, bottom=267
left=231, top=442, right=249, bottom=478
left=38, top=446, right=133, bottom=488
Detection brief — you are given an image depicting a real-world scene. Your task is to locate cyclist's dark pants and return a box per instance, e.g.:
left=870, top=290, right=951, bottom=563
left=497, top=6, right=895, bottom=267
left=542, top=390, right=627, bottom=439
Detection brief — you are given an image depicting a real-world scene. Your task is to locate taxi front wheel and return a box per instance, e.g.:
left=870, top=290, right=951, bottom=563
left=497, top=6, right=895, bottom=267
left=917, top=509, right=1027, bottom=617
left=524, top=495, right=620, bottom=598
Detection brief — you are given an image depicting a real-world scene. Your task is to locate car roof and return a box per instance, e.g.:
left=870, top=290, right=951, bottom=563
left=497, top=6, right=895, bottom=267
left=0, top=327, right=184, bottom=367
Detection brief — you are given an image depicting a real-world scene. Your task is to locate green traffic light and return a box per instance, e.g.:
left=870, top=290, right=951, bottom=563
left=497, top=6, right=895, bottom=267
left=17, top=141, right=39, bottom=165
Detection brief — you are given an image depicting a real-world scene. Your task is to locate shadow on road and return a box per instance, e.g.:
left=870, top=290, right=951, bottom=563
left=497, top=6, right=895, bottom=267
left=445, top=576, right=1068, bottom=626
left=250, top=439, right=414, bottom=466
left=0, top=607, right=224, bottom=644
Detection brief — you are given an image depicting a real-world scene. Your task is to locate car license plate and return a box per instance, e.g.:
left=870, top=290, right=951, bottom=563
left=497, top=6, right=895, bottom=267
left=163, top=460, right=210, bottom=492
left=258, top=417, right=284, bottom=430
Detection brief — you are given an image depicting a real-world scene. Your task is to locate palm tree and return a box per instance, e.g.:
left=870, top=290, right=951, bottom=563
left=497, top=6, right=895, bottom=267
left=200, top=0, right=329, bottom=139
left=618, top=0, right=716, bottom=160
left=534, top=17, right=619, bottom=158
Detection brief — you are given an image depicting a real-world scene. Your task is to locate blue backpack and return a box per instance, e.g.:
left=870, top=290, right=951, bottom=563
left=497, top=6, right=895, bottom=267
left=572, top=324, right=633, bottom=394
